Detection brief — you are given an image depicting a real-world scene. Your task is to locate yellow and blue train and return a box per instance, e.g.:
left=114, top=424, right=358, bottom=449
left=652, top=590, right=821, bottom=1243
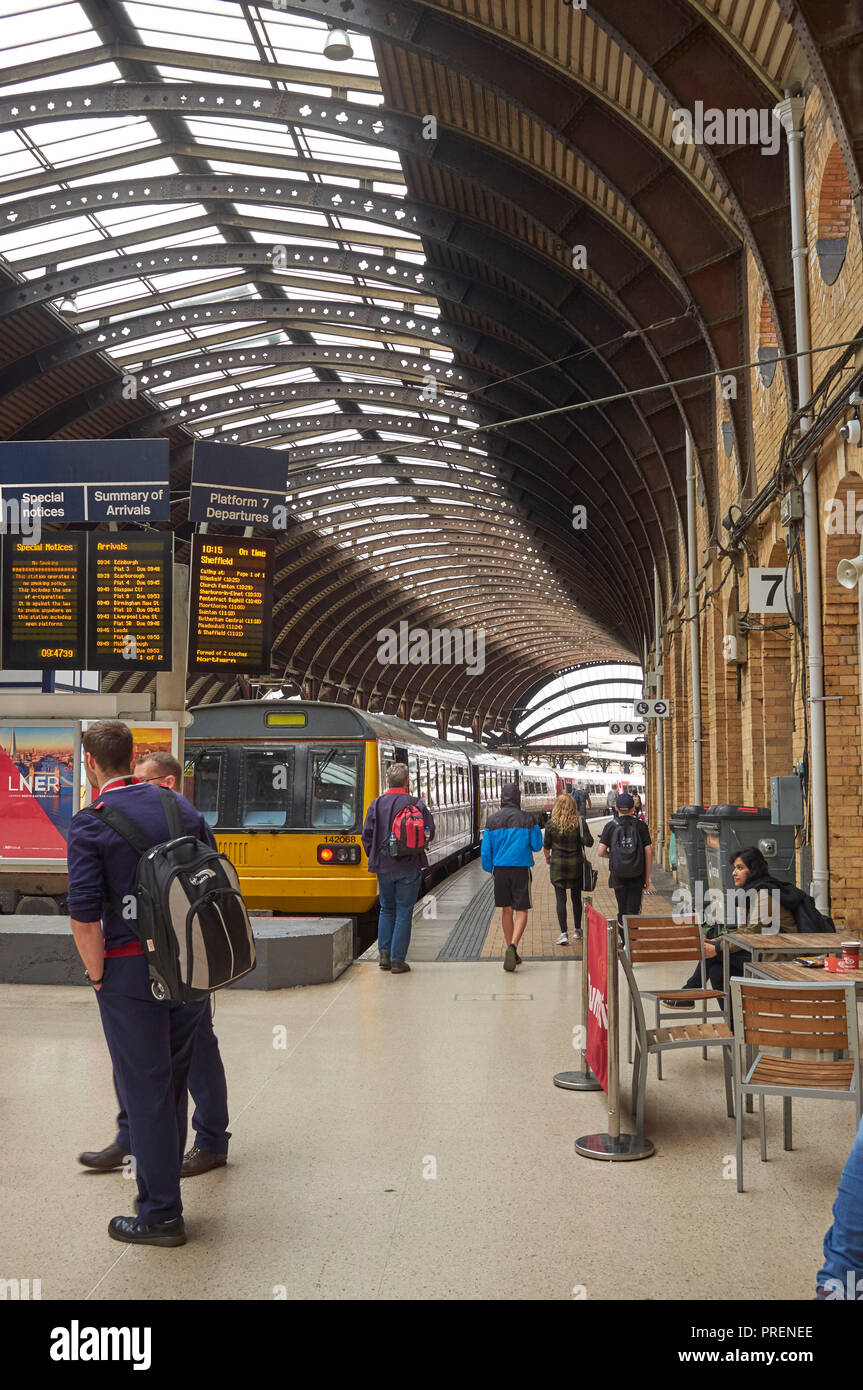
left=183, top=701, right=557, bottom=945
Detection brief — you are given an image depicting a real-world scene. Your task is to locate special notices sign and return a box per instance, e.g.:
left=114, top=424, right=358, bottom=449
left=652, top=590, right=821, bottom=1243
left=1, top=535, right=86, bottom=669
left=188, top=535, right=274, bottom=674
left=87, top=533, right=173, bottom=670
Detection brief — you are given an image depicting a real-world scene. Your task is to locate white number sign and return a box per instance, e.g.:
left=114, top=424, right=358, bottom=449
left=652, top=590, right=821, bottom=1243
left=748, top=568, right=790, bottom=615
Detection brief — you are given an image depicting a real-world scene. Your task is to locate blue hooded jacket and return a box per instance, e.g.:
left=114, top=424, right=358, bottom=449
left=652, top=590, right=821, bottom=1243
left=480, top=782, right=543, bottom=870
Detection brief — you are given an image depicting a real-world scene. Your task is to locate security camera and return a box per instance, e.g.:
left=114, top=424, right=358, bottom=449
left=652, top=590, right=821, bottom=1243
left=840, top=416, right=862, bottom=446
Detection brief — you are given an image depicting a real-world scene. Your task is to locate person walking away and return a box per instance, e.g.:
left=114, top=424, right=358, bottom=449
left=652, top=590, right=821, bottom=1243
left=597, top=792, right=652, bottom=929
left=571, top=782, right=591, bottom=816
left=606, top=786, right=619, bottom=820
left=67, top=721, right=216, bottom=1247
left=663, top=845, right=828, bottom=1008
left=544, top=794, right=594, bottom=945
left=78, top=748, right=231, bottom=1178
left=481, top=782, right=543, bottom=971
left=361, top=763, right=434, bottom=974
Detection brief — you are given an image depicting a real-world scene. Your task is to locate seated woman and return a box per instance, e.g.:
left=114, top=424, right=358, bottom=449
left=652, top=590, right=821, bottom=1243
left=664, top=844, right=820, bottom=1007
left=543, top=794, right=594, bottom=946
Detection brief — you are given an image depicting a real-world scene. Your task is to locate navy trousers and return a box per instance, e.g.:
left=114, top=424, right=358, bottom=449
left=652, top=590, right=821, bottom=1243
left=114, top=996, right=231, bottom=1157
left=97, top=954, right=207, bottom=1225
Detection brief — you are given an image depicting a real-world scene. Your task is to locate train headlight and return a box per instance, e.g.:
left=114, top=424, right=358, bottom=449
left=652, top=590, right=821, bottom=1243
left=317, top=844, right=361, bottom=864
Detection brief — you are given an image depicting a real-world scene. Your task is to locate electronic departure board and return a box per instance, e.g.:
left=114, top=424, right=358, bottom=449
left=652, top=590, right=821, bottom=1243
left=1, top=534, right=87, bottom=669
left=188, top=535, right=274, bottom=674
left=86, top=533, right=173, bottom=671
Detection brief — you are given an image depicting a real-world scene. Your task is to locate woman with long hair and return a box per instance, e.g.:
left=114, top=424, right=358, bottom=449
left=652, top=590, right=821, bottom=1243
left=631, top=793, right=646, bottom=822
left=543, top=794, right=594, bottom=945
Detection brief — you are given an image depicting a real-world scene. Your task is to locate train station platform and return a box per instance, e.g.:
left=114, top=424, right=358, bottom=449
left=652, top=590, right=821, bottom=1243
left=0, top=946, right=850, bottom=1301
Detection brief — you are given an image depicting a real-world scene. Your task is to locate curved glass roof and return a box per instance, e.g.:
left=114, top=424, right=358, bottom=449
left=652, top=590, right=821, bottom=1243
left=516, top=662, right=645, bottom=748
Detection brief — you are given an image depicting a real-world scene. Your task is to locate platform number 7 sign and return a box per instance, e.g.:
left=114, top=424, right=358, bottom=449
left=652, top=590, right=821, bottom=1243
left=748, top=567, right=790, bottom=616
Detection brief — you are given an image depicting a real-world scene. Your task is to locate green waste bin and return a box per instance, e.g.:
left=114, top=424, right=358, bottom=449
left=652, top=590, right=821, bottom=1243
left=668, top=806, right=706, bottom=898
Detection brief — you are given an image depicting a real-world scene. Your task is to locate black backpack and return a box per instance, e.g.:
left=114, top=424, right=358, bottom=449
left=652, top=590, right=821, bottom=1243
left=86, top=787, right=255, bottom=1002
left=609, top=815, right=645, bottom=879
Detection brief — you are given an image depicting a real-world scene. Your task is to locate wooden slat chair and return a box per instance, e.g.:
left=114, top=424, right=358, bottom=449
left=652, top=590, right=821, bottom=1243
left=618, top=943, right=734, bottom=1141
left=729, top=979, right=862, bottom=1193
left=623, top=916, right=726, bottom=1078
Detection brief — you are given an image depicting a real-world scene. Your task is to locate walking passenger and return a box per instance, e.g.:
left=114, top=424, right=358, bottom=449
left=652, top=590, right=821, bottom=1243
left=606, top=786, right=619, bottom=820
left=361, top=763, right=434, bottom=974
left=481, top=781, right=543, bottom=971
left=597, top=792, right=652, bottom=928
left=67, top=721, right=216, bottom=1246
left=631, top=793, right=646, bottom=823
left=78, top=749, right=232, bottom=1178
left=817, top=1113, right=863, bottom=1299
left=543, top=794, right=594, bottom=945
left=571, top=782, right=591, bottom=816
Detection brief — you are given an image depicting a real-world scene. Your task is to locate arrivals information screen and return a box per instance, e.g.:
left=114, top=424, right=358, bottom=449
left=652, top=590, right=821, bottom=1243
left=1, top=534, right=87, bottom=669
left=188, top=535, right=273, bottom=673
left=87, top=533, right=173, bottom=670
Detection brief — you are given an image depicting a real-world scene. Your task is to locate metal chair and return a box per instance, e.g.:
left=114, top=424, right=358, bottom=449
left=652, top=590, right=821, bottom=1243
left=729, top=978, right=862, bottom=1193
left=619, top=942, right=734, bottom=1143
left=623, top=916, right=726, bottom=1076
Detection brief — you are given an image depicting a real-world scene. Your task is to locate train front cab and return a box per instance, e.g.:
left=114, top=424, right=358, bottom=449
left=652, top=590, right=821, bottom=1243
left=184, top=724, right=380, bottom=918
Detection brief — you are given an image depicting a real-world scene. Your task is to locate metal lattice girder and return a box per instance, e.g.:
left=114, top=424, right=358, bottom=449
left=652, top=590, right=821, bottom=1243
left=0, top=84, right=680, bottom=282
left=123, top=385, right=499, bottom=437
left=17, top=298, right=475, bottom=373
left=0, top=244, right=469, bottom=319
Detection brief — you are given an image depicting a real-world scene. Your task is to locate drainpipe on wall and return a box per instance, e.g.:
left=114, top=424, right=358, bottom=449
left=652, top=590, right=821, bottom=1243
left=686, top=432, right=703, bottom=806
left=654, top=564, right=665, bottom=865
left=775, top=93, right=829, bottom=911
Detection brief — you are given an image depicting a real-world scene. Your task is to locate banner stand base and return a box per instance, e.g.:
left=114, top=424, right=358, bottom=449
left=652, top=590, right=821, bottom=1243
left=553, top=1070, right=603, bottom=1092
left=574, top=1132, right=655, bottom=1161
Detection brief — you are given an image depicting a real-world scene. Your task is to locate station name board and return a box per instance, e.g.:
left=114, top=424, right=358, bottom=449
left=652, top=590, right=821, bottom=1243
left=0, top=533, right=173, bottom=672
left=188, top=535, right=274, bottom=674
left=0, top=440, right=170, bottom=523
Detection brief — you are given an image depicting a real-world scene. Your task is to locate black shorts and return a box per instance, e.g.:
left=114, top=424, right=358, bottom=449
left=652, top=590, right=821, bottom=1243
left=493, top=866, right=532, bottom=911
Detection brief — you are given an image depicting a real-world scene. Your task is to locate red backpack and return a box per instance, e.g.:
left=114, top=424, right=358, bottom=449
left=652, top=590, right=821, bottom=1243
left=388, top=801, right=427, bottom=857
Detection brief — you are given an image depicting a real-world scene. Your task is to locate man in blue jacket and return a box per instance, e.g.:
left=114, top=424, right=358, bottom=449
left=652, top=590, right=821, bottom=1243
left=481, top=781, right=543, bottom=971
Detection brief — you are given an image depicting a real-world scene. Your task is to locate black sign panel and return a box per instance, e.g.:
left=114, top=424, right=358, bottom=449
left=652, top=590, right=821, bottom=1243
left=190, top=440, right=290, bottom=527
left=0, top=440, right=170, bottom=523
left=86, top=533, right=173, bottom=671
left=1, top=535, right=87, bottom=669
left=188, top=535, right=274, bottom=674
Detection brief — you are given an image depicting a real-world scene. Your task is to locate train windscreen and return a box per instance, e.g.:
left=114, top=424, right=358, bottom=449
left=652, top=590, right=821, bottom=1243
left=309, top=749, right=360, bottom=828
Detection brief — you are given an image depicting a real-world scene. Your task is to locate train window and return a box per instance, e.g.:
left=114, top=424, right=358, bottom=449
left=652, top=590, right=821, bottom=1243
left=445, top=765, right=453, bottom=806
left=184, top=751, right=222, bottom=826
left=310, top=750, right=360, bottom=829
left=241, top=748, right=294, bottom=828
left=408, top=753, right=419, bottom=798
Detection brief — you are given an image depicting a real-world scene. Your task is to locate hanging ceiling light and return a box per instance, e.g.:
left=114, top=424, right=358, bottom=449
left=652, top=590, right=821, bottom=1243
left=323, top=27, right=353, bottom=61
left=57, top=295, right=77, bottom=314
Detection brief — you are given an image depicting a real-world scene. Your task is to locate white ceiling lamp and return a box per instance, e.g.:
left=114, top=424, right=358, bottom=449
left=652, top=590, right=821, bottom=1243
left=323, top=27, right=353, bottom=61
left=57, top=295, right=77, bottom=314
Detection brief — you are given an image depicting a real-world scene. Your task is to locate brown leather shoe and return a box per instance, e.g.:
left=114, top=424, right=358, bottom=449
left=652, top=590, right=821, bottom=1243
left=181, top=1146, right=228, bottom=1177
left=390, top=961, right=411, bottom=974
left=78, top=1143, right=127, bottom=1171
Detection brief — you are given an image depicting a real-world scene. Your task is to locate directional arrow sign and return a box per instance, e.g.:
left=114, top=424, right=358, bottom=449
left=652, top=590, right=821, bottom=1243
left=633, top=699, right=670, bottom=718
left=608, top=721, right=646, bottom=737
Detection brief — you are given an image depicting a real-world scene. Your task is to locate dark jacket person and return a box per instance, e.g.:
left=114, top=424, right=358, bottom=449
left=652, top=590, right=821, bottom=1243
left=67, top=720, right=214, bottom=1247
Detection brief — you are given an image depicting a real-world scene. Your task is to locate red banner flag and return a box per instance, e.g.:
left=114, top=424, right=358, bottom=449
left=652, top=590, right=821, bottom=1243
left=585, top=904, right=609, bottom=1093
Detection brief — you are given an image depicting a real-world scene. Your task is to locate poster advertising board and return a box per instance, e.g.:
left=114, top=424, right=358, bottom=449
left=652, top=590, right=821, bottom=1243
left=0, top=723, right=80, bottom=860
left=80, top=722, right=179, bottom=805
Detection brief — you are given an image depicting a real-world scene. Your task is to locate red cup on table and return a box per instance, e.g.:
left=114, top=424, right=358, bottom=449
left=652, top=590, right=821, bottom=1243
left=840, top=941, right=860, bottom=971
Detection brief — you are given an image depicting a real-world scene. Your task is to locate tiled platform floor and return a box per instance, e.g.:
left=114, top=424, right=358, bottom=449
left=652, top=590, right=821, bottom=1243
left=0, top=956, right=852, bottom=1301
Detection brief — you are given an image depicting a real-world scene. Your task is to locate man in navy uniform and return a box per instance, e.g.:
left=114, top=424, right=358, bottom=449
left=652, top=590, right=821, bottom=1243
left=77, top=749, right=231, bottom=1180
left=68, top=721, right=214, bottom=1246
